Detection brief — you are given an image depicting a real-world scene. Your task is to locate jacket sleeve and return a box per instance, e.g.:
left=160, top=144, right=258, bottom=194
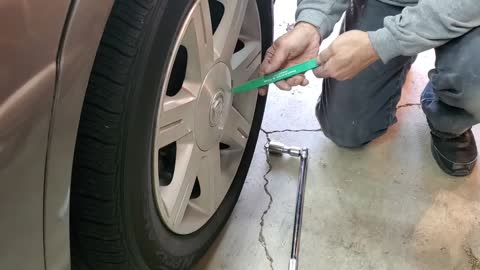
left=296, top=0, right=349, bottom=39
left=369, top=0, right=480, bottom=63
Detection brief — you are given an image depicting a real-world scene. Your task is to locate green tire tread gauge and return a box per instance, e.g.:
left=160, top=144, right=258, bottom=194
left=232, top=58, right=319, bottom=94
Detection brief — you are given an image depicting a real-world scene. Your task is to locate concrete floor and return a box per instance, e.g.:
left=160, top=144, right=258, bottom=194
left=196, top=1, right=480, bottom=269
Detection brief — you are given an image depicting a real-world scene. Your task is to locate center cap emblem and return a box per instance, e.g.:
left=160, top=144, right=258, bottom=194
left=209, top=92, right=225, bottom=127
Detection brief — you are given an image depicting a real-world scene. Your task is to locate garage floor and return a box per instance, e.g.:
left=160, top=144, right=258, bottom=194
left=195, top=1, right=480, bottom=269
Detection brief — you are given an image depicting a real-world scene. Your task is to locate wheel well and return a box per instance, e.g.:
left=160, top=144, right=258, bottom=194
left=43, top=1, right=114, bottom=269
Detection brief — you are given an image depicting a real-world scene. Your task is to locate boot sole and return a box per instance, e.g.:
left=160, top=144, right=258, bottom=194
left=431, top=141, right=477, bottom=177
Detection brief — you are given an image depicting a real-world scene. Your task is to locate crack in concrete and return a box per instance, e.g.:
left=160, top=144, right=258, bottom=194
left=258, top=128, right=275, bottom=270
left=397, top=103, right=421, bottom=109
left=264, top=128, right=322, bottom=134
left=257, top=127, right=322, bottom=270
left=261, top=101, right=417, bottom=138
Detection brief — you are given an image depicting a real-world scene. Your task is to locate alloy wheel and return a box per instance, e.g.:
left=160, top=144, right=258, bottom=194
left=153, top=0, right=262, bottom=235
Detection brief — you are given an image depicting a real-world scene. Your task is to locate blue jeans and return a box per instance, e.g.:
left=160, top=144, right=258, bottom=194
left=316, top=0, right=480, bottom=147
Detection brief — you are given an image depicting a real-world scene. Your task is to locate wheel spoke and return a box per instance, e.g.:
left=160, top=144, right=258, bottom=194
left=192, top=146, right=223, bottom=214
left=231, top=40, right=262, bottom=87
left=214, top=0, right=249, bottom=61
left=156, top=92, right=195, bottom=149
left=182, top=0, right=214, bottom=80
left=222, top=106, right=251, bottom=150
left=220, top=147, right=242, bottom=185
left=162, top=142, right=201, bottom=227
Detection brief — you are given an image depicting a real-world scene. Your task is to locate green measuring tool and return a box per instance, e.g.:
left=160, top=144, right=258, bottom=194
left=232, top=58, right=319, bottom=94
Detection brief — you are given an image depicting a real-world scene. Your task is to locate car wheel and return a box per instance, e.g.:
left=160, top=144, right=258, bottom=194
left=70, top=0, right=272, bottom=269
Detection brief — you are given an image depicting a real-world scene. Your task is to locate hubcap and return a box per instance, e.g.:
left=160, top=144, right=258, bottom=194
left=194, top=63, right=232, bottom=151
left=153, top=0, right=262, bottom=234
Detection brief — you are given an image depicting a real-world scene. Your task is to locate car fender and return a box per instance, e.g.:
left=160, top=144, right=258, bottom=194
left=43, top=1, right=113, bottom=270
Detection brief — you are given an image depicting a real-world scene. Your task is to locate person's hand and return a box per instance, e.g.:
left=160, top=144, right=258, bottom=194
left=313, top=30, right=379, bottom=81
left=258, top=22, right=321, bottom=96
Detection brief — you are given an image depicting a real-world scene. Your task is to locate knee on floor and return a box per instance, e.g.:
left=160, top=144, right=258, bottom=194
left=322, top=123, right=382, bottom=148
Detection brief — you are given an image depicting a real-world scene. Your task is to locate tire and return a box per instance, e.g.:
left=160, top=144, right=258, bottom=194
left=70, top=0, right=273, bottom=269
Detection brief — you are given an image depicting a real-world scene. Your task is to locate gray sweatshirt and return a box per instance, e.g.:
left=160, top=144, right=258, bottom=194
left=296, top=0, right=480, bottom=63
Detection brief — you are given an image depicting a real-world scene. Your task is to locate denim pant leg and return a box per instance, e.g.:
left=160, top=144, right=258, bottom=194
left=422, top=27, right=480, bottom=138
left=316, top=0, right=415, bottom=147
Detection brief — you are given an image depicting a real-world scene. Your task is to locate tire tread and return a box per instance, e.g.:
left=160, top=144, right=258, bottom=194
left=71, top=0, right=149, bottom=269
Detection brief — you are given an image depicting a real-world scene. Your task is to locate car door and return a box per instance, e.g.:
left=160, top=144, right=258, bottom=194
left=0, top=1, right=70, bottom=269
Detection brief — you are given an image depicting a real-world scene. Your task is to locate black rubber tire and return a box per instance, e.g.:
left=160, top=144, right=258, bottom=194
left=70, top=0, right=273, bottom=269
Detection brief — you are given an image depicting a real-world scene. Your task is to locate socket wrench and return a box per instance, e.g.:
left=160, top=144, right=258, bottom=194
left=265, top=141, right=309, bottom=270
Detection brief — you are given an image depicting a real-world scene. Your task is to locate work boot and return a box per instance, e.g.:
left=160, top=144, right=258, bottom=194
left=431, top=129, right=477, bottom=176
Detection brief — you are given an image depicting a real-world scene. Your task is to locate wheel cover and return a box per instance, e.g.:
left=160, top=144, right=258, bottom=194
left=153, top=0, right=262, bottom=235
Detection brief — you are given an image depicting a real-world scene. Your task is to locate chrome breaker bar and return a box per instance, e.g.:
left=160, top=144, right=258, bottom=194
left=265, top=141, right=309, bottom=270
